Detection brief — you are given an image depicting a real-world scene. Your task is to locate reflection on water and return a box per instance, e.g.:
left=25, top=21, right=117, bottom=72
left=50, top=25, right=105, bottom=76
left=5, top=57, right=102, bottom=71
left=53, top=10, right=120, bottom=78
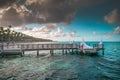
left=0, top=42, right=120, bottom=80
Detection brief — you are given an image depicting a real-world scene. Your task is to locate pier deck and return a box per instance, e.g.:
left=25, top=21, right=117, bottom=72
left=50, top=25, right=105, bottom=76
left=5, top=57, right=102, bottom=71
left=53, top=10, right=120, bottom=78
left=0, top=43, right=104, bottom=57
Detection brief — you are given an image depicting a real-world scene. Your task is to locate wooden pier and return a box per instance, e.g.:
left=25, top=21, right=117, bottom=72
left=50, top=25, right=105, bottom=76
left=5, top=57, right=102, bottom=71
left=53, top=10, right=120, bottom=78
left=0, top=43, right=104, bottom=57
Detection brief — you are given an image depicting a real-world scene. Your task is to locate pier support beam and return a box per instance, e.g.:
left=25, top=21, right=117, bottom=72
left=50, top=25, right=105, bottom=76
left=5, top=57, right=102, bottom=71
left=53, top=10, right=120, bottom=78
left=37, top=50, right=39, bottom=56
left=71, top=49, right=74, bottom=54
left=76, top=49, right=79, bottom=54
left=50, top=50, right=54, bottom=56
left=50, top=50, right=51, bottom=55
left=65, top=49, right=68, bottom=55
left=68, top=49, right=70, bottom=54
left=62, top=49, right=64, bottom=55
left=20, top=52, right=23, bottom=57
left=102, top=49, right=104, bottom=55
left=22, top=51, right=25, bottom=55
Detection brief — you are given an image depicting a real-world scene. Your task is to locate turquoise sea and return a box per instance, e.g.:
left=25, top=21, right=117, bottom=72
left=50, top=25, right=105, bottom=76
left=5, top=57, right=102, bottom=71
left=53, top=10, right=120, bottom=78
left=0, top=42, right=120, bottom=80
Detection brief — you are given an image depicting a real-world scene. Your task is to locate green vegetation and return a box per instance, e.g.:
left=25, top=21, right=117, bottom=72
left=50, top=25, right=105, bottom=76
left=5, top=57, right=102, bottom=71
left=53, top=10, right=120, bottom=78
left=0, top=26, right=52, bottom=42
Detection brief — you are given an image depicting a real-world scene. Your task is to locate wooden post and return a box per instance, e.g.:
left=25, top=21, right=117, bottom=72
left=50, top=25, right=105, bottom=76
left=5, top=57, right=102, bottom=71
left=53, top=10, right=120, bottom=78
left=22, top=44, right=24, bottom=49
left=50, top=44, right=52, bottom=49
left=50, top=50, right=54, bottom=56
left=76, top=49, right=78, bottom=54
left=42, top=44, right=44, bottom=49
left=102, top=49, right=104, bottom=55
left=1, top=44, right=4, bottom=50
left=37, top=44, right=39, bottom=49
left=71, top=49, right=73, bottom=54
left=62, top=44, right=64, bottom=48
left=26, top=44, right=29, bottom=49
left=20, top=52, right=23, bottom=57
left=62, top=49, right=64, bottom=55
left=65, top=49, right=68, bottom=55
left=52, top=50, right=54, bottom=56
left=32, top=44, right=34, bottom=49
left=18, top=44, right=19, bottom=48
left=22, top=50, right=25, bottom=55
left=68, top=49, right=70, bottom=54
left=50, top=50, right=51, bottom=55
left=47, top=44, right=48, bottom=49
left=37, top=50, right=39, bottom=56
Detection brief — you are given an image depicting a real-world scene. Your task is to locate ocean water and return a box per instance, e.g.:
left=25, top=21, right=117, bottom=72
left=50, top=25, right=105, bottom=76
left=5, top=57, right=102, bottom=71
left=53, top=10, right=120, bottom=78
left=0, top=42, right=120, bottom=80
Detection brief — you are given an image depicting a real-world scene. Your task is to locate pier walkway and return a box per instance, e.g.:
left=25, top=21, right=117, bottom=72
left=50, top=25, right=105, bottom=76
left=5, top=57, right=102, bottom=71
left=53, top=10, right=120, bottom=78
left=0, top=43, right=104, bottom=57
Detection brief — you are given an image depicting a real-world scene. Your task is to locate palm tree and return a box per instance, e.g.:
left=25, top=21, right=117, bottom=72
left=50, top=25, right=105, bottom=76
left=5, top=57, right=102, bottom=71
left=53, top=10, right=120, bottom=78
left=17, top=32, right=21, bottom=41
left=0, top=27, right=2, bottom=41
left=14, top=32, right=17, bottom=40
left=0, top=27, right=5, bottom=41
left=8, top=25, right=12, bottom=42
left=11, top=30, right=15, bottom=41
left=5, top=28, right=11, bottom=42
left=0, top=26, right=26, bottom=42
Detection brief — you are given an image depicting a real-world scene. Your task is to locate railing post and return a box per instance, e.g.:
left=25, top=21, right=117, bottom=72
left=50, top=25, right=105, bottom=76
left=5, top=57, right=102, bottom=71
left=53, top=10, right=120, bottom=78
left=47, top=44, right=48, bottom=49
left=37, top=44, right=39, bottom=49
left=50, top=44, right=51, bottom=49
left=23, top=44, right=25, bottom=49
left=42, top=44, right=44, bottom=49
left=76, top=44, right=77, bottom=49
left=18, top=44, right=19, bottom=48
left=27, top=44, right=29, bottom=49
left=62, top=44, right=64, bottom=48
left=0, top=43, right=4, bottom=50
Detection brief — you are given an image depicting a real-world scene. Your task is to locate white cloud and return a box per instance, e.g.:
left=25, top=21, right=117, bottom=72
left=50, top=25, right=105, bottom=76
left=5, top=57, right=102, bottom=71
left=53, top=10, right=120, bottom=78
left=64, top=31, right=77, bottom=37
left=71, top=31, right=76, bottom=37
left=92, top=26, right=120, bottom=41
left=50, top=27, right=64, bottom=37
left=114, top=26, right=120, bottom=34
left=11, top=23, right=79, bottom=41
left=11, top=27, right=25, bottom=31
left=32, top=23, right=56, bottom=33
left=93, top=31, right=96, bottom=35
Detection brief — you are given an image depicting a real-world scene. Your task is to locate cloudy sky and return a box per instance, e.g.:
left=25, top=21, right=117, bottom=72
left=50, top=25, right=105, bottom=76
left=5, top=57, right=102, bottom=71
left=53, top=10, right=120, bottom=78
left=0, top=0, right=120, bottom=41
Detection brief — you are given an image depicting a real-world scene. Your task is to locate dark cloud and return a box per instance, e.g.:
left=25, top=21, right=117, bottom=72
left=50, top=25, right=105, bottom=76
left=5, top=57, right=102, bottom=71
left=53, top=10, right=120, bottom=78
left=0, top=0, right=108, bottom=26
left=0, top=0, right=18, bottom=8
left=1, top=7, right=23, bottom=26
left=104, top=9, right=120, bottom=24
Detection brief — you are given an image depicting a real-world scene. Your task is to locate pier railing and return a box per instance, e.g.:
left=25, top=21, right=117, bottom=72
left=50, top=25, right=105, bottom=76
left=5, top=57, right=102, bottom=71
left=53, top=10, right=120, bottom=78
left=0, top=43, right=104, bottom=56
left=0, top=44, right=80, bottom=51
left=0, top=43, right=104, bottom=51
